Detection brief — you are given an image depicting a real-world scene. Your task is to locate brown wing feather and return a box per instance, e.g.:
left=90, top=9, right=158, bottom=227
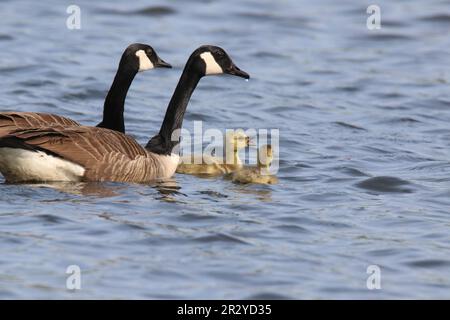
left=0, top=112, right=81, bottom=136
left=4, top=125, right=169, bottom=182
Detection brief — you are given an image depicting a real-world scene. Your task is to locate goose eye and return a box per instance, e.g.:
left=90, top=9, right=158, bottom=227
left=146, top=49, right=153, bottom=55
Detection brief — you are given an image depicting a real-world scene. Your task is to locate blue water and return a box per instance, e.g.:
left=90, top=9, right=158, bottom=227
left=1, top=0, right=450, bottom=299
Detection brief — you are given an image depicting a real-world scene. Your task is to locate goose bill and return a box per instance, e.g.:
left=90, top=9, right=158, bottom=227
left=225, top=63, right=250, bottom=79
left=155, top=58, right=172, bottom=68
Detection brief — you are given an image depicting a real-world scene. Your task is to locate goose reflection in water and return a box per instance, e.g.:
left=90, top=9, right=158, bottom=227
left=22, top=178, right=185, bottom=201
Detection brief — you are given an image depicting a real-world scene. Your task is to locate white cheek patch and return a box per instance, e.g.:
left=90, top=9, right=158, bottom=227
left=200, top=52, right=223, bottom=75
left=135, top=49, right=154, bottom=72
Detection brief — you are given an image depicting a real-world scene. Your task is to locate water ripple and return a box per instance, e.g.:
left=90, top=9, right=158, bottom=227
left=356, top=176, right=415, bottom=193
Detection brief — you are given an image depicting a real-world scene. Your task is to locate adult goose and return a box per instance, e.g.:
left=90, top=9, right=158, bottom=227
left=0, top=45, right=249, bottom=183
left=0, top=43, right=171, bottom=136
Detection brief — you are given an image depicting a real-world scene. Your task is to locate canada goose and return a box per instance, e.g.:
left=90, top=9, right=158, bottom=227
left=0, top=45, right=249, bottom=183
left=176, top=131, right=250, bottom=176
left=0, top=43, right=171, bottom=136
left=231, top=144, right=278, bottom=184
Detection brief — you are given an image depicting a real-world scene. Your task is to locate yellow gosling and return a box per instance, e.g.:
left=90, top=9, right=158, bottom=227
left=176, top=131, right=250, bottom=176
left=231, top=144, right=278, bottom=185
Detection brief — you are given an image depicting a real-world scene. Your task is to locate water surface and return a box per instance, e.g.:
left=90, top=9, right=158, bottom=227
left=1, top=0, right=450, bottom=299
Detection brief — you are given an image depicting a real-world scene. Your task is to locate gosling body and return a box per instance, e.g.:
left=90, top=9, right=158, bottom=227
left=231, top=144, right=278, bottom=185
left=176, top=131, right=249, bottom=176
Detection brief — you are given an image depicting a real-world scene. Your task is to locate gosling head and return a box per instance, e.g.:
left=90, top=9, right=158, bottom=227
left=258, top=145, right=274, bottom=168
left=225, top=130, right=250, bottom=152
left=189, top=45, right=250, bottom=79
left=122, top=43, right=172, bottom=72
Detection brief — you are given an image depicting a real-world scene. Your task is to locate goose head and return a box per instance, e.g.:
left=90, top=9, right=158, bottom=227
left=189, top=45, right=250, bottom=79
left=258, top=144, right=274, bottom=168
left=122, top=43, right=172, bottom=72
left=146, top=45, right=249, bottom=156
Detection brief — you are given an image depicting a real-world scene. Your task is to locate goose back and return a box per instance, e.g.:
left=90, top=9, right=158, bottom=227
left=0, top=112, right=80, bottom=137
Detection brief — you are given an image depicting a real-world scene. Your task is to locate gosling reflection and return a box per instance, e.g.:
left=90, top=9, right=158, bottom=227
left=230, top=184, right=274, bottom=202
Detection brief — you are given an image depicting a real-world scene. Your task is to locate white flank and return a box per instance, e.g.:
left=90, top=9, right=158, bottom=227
left=135, top=49, right=154, bottom=72
left=0, top=148, right=85, bottom=182
left=200, top=52, right=223, bottom=75
left=155, top=153, right=180, bottom=178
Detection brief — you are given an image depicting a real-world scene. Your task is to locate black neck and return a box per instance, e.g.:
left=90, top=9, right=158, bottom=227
left=146, top=63, right=201, bottom=154
left=96, top=64, right=137, bottom=133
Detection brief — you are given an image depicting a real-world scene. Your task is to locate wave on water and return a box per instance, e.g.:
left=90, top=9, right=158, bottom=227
left=355, top=176, right=415, bottom=193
